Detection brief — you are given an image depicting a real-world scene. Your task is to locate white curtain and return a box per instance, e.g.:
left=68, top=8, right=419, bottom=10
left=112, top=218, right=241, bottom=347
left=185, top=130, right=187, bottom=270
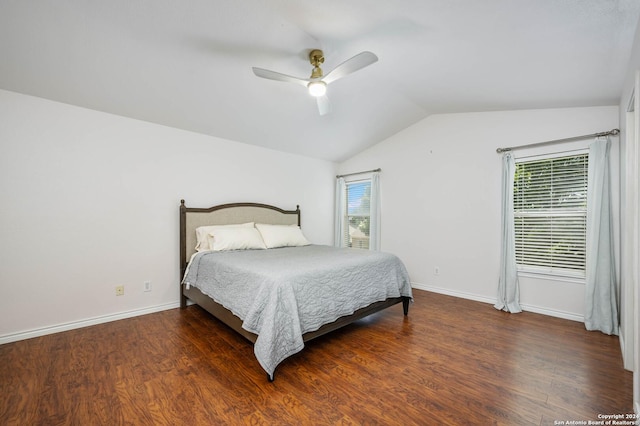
left=369, top=172, right=381, bottom=251
left=584, top=137, right=619, bottom=335
left=334, top=177, right=346, bottom=247
left=495, top=153, right=522, bottom=313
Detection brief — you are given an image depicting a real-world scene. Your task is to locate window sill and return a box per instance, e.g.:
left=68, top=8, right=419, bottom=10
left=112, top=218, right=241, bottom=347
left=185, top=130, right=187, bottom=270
left=517, top=270, right=586, bottom=285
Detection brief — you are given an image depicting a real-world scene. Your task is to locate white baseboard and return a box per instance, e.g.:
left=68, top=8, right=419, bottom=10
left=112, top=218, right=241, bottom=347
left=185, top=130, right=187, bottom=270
left=0, top=302, right=180, bottom=345
left=412, top=282, right=584, bottom=323
left=620, top=333, right=633, bottom=372
left=518, top=303, right=584, bottom=322
left=412, top=282, right=496, bottom=305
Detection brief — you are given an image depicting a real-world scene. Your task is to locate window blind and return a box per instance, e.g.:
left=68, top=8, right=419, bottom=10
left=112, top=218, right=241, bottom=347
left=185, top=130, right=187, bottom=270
left=513, top=153, right=588, bottom=277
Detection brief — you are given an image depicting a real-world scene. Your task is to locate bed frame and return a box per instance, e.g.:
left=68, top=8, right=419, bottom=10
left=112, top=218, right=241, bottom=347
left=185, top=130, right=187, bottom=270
left=179, top=200, right=410, bottom=376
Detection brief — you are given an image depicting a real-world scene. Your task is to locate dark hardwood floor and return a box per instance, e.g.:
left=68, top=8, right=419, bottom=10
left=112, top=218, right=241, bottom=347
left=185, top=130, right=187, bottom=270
left=0, top=290, right=633, bottom=425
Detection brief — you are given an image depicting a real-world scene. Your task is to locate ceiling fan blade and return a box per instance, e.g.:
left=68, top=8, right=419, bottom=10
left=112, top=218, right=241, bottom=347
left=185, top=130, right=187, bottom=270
left=252, top=67, right=309, bottom=87
left=322, top=51, right=378, bottom=85
left=316, top=95, right=332, bottom=116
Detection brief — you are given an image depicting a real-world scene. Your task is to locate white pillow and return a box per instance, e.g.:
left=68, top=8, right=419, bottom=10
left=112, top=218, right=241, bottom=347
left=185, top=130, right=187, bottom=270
left=195, top=222, right=254, bottom=251
left=255, top=223, right=310, bottom=248
left=208, top=227, right=267, bottom=251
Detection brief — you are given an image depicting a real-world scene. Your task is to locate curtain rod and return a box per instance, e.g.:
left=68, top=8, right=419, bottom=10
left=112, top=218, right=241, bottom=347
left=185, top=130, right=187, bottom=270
left=495, top=129, right=619, bottom=154
left=336, top=168, right=381, bottom=179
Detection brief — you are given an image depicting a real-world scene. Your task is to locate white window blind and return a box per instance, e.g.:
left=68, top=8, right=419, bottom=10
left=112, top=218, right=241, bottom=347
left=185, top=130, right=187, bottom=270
left=344, top=180, right=371, bottom=249
left=513, top=153, right=588, bottom=277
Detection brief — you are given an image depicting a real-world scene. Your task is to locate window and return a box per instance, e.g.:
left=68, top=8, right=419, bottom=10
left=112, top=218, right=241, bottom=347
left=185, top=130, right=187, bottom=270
left=513, top=152, right=588, bottom=278
left=335, top=172, right=380, bottom=250
left=343, top=180, right=371, bottom=249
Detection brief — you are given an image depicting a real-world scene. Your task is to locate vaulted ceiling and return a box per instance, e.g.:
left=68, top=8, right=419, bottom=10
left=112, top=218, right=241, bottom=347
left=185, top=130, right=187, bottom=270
left=1, top=1, right=639, bottom=162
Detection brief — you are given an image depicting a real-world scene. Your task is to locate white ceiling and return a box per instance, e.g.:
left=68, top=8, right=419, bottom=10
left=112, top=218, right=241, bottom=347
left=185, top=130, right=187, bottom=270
left=1, top=1, right=639, bottom=162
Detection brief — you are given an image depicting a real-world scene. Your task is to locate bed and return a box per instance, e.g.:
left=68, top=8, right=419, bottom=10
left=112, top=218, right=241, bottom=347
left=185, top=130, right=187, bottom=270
left=179, top=200, right=413, bottom=380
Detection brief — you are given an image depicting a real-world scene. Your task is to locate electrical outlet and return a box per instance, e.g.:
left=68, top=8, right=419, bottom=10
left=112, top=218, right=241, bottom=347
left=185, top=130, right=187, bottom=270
left=434, top=266, right=440, bottom=276
left=116, top=285, right=124, bottom=296
left=144, top=281, right=152, bottom=292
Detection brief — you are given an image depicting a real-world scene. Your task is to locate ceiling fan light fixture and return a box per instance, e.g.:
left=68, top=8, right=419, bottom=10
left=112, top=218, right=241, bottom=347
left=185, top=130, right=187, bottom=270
left=307, top=81, right=327, bottom=97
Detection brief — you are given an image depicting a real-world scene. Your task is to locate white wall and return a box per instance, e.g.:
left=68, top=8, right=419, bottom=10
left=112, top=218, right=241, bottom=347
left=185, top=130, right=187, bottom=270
left=0, top=89, right=336, bottom=341
left=338, top=106, right=619, bottom=320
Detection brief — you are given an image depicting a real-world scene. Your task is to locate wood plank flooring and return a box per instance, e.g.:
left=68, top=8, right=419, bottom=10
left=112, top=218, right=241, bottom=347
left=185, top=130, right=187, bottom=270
left=0, top=290, right=633, bottom=425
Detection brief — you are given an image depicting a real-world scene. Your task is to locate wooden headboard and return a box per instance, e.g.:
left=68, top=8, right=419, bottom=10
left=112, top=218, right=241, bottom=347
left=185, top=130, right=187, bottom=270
left=179, top=200, right=301, bottom=284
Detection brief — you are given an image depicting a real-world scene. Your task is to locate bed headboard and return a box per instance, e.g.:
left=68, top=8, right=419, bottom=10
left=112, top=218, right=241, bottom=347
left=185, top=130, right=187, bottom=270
left=179, top=200, right=301, bottom=280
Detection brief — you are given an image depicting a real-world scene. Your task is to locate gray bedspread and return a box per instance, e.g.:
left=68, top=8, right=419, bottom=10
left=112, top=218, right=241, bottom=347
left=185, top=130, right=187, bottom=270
left=182, top=244, right=413, bottom=379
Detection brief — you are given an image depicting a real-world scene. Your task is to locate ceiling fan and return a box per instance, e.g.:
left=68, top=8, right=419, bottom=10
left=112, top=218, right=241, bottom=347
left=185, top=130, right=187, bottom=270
left=252, top=49, right=378, bottom=116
